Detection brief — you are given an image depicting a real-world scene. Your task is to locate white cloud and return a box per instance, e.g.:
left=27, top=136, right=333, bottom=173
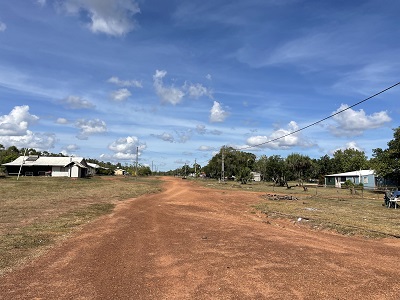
left=206, top=74, right=212, bottom=80
left=56, top=117, right=69, bottom=124
left=61, top=144, right=80, bottom=156
left=108, top=136, right=146, bottom=160
left=329, top=141, right=364, bottom=155
left=329, top=104, right=391, bottom=137
left=107, top=76, right=142, bottom=88
left=110, top=88, right=131, bottom=102
left=210, top=101, right=228, bottom=123
left=0, top=21, right=6, bottom=32
left=151, top=132, right=175, bottom=143
left=0, top=131, right=56, bottom=151
left=75, top=118, right=107, bottom=139
left=0, top=105, right=39, bottom=136
left=183, top=82, right=212, bottom=99
left=61, top=0, right=140, bottom=36
left=246, top=121, right=313, bottom=149
left=60, top=95, right=95, bottom=109
left=153, top=70, right=185, bottom=105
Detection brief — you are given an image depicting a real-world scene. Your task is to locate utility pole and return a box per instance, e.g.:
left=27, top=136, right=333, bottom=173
left=221, top=146, right=225, bottom=182
left=135, top=146, right=139, bottom=178
left=194, top=159, right=197, bottom=177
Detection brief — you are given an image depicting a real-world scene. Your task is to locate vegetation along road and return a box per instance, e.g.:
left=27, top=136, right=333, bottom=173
left=1, top=177, right=400, bottom=299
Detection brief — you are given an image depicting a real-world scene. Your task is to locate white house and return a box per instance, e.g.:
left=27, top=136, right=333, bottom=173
left=2, top=156, right=89, bottom=178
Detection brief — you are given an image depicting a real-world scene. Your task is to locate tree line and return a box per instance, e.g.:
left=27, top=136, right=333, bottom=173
left=167, top=127, right=400, bottom=186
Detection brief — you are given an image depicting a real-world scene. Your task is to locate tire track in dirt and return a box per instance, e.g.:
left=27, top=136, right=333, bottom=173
left=1, top=177, right=400, bottom=299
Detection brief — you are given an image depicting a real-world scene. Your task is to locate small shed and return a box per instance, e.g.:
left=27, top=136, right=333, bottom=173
left=2, top=156, right=89, bottom=178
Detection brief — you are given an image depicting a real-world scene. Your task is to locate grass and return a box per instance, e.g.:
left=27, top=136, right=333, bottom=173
left=195, top=179, right=400, bottom=238
left=0, top=175, right=162, bottom=275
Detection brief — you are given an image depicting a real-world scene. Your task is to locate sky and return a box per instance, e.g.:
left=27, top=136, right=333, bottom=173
left=0, top=0, right=399, bottom=171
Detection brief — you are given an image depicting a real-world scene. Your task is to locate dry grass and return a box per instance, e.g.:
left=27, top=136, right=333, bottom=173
left=196, top=179, right=400, bottom=238
left=0, top=175, right=162, bottom=275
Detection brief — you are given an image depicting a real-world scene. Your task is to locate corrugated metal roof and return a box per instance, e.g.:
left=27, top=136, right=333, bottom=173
left=2, top=156, right=86, bottom=167
left=325, top=170, right=375, bottom=177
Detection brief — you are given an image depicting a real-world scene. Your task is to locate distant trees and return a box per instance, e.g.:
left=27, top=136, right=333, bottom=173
left=201, top=146, right=375, bottom=185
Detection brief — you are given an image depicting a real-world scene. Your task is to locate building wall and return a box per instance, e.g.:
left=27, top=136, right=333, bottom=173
left=51, top=166, right=70, bottom=177
left=51, top=165, right=82, bottom=178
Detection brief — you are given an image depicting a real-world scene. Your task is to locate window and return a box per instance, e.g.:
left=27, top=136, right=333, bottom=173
left=363, top=176, right=368, bottom=184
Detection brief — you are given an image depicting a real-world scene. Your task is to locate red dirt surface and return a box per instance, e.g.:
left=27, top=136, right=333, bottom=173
left=1, top=177, right=400, bottom=299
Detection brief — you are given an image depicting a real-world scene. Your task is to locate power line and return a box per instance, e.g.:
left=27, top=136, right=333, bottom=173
left=238, top=81, right=400, bottom=151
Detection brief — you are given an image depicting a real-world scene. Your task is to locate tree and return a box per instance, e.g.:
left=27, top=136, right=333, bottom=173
left=332, top=148, right=369, bottom=173
left=204, top=146, right=256, bottom=181
left=263, top=155, right=287, bottom=186
left=285, top=153, right=312, bottom=185
left=371, top=127, right=400, bottom=186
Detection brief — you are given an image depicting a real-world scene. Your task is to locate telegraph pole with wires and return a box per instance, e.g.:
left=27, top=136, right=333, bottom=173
left=221, top=145, right=225, bottom=182
left=135, top=146, right=139, bottom=178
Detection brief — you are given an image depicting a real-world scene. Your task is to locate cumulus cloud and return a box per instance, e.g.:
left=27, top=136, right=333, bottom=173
left=60, top=95, right=95, bottom=109
left=183, top=82, right=212, bottom=99
left=0, top=21, right=6, bottom=32
left=110, top=88, right=131, bottom=102
left=0, top=105, right=39, bottom=136
left=75, top=118, right=107, bottom=139
left=60, top=144, right=80, bottom=156
left=61, top=0, right=140, bottom=36
left=246, top=121, right=313, bottom=149
left=108, top=136, right=146, bottom=160
left=107, top=76, right=142, bottom=88
left=151, top=132, right=175, bottom=143
left=56, top=117, right=69, bottom=124
left=153, top=70, right=185, bottom=105
left=153, top=70, right=212, bottom=105
left=0, top=131, right=56, bottom=151
left=210, top=101, right=228, bottom=123
left=329, top=104, right=391, bottom=137
left=329, top=141, right=364, bottom=155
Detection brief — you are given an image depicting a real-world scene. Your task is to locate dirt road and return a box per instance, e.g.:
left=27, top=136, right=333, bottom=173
left=1, top=177, right=400, bottom=299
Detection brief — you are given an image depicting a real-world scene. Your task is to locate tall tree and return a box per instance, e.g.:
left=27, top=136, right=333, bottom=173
left=285, top=153, right=312, bottom=185
left=332, top=148, right=369, bottom=173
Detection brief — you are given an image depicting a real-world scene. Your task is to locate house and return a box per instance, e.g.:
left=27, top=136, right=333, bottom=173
left=2, top=155, right=89, bottom=178
left=325, top=170, right=378, bottom=189
left=250, top=171, right=261, bottom=182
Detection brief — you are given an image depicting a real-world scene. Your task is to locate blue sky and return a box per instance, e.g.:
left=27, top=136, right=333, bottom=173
left=0, top=0, right=399, bottom=171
